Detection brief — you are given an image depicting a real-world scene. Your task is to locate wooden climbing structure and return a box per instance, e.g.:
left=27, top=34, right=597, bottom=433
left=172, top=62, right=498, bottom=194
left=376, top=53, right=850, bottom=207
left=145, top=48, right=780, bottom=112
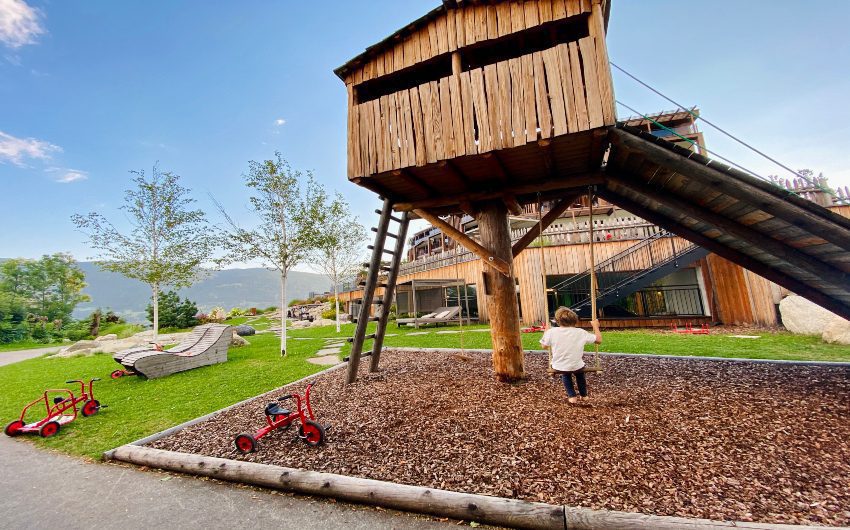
left=336, top=0, right=850, bottom=384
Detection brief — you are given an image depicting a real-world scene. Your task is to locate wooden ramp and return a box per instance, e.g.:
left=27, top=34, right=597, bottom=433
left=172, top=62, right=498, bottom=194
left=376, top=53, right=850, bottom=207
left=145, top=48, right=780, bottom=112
left=114, top=324, right=232, bottom=379
left=601, top=125, right=850, bottom=320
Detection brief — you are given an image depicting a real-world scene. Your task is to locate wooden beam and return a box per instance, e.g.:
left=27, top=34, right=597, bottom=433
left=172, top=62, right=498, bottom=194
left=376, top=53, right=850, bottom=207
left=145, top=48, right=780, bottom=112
left=537, top=139, right=555, bottom=178
left=351, top=176, right=392, bottom=200
left=503, top=195, right=523, bottom=216
left=609, top=175, right=850, bottom=286
left=413, top=208, right=511, bottom=277
left=482, top=152, right=510, bottom=183
left=459, top=201, right=478, bottom=218
left=437, top=160, right=470, bottom=187
left=393, top=169, right=437, bottom=197
left=598, top=188, right=850, bottom=320
left=394, top=173, right=605, bottom=211
left=609, top=128, right=850, bottom=251
left=512, top=193, right=582, bottom=257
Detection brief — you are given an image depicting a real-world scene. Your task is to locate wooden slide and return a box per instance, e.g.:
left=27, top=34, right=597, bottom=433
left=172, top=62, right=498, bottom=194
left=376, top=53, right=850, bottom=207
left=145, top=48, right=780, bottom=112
left=113, top=324, right=232, bottom=379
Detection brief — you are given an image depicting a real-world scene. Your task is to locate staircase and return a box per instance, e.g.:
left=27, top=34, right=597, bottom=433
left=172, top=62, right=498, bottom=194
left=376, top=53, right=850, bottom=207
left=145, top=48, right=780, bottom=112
left=345, top=199, right=410, bottom=385
left=550, top=230, right=709, bottom=316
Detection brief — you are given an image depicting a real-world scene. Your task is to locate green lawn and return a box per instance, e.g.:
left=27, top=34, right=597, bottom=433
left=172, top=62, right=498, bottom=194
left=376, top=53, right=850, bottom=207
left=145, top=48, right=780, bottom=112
left=2, top=322, right=847, bottom=460
left=0, top=333, right=326, bottom=459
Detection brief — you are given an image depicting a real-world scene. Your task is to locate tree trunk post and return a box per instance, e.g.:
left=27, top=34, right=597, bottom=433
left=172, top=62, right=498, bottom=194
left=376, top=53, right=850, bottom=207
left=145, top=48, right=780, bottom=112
left=280, top=272, right=287, bottom=356
left=477, top=201, right=524, bottom=382
left=152, top=282, right=159, bottom=343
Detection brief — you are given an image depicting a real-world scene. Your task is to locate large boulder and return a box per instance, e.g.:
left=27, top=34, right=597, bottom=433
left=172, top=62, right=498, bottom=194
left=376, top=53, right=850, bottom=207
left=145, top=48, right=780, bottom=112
left=94, top=334, right=118, bottom=342
left=66, top=340, right=98, bottom=353
left=309, top=318, right=336, bottom=328
left=823, top=318, right=850, bottom=345
left=234, top=325, right=256, bottom=337
left=779, top=295, right=839, bottom=335
left=231, top=334, right=250, bottom=347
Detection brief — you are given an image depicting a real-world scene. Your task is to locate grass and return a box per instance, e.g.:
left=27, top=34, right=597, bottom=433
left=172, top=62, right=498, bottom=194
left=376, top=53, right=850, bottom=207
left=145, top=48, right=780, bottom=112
left=0, top=333, right=326, bottom=458
left=2, top=321, right=847, bottom=459
left=287, top=322, right=850, bottom=363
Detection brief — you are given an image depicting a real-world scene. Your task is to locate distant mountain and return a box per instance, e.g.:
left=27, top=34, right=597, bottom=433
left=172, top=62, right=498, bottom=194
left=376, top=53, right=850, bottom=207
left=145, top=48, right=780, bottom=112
left=73, top=263, right=331, bottom=323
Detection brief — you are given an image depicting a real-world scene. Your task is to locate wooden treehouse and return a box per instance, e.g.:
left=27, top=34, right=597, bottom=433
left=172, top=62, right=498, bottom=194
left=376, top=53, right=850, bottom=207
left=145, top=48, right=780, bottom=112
left=337, top=0, right=850, bottom=384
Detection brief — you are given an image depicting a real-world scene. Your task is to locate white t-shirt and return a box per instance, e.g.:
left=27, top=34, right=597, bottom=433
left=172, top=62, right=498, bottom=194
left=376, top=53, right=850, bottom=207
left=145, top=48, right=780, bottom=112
left=540, top=327, right=597, bottom=372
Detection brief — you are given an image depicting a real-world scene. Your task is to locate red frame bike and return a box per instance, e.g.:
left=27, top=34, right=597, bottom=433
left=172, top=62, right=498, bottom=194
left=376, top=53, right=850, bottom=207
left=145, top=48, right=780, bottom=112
left=234, top=381, right=328, bottom=453
left=4, top=379, right=103, bottom=438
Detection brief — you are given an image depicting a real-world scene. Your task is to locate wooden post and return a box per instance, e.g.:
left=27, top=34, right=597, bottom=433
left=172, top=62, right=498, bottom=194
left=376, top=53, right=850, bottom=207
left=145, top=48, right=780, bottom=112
left=477, top=200, right=524, bottom=382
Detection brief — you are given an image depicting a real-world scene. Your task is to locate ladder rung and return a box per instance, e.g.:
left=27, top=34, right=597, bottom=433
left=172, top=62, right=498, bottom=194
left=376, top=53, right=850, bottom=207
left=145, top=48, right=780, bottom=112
left=362, top=262, right=391, bottom=271
left=370, top=227, right=399, bottom=240
left=368, top=245, right=396, bottom=256
left=389, top=214, right=404, bottom=223
left=343, top=351, right=373, bottom=362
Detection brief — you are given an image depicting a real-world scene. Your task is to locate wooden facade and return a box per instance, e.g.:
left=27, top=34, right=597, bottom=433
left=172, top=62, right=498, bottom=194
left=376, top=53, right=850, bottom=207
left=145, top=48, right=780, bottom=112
left=336, top=0, right=615, bottom=212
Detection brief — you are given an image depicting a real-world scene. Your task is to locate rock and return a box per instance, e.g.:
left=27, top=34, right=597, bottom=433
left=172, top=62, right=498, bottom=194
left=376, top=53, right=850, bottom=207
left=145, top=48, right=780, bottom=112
left=94, top=334, right=118, bottom=342
left=234, top=325, right=256, bottom=337
left=66, top=340, right=98, bottom=353
left=779, top=295, right=840, bottom=335
left=309, top=318, right=335, bottom=328
left=231, top=334, right=250, bottom=347
left=823, top=318, right=850, bottom=345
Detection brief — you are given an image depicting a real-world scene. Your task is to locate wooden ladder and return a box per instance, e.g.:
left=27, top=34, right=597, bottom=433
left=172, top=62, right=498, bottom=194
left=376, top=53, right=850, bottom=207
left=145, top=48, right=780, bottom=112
left=345, top=198, right=409, bottom=385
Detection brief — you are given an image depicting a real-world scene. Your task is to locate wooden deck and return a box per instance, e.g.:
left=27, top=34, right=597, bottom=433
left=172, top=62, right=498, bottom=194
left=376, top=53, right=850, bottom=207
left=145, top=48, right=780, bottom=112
left=602, top=125, right=850, bottom=320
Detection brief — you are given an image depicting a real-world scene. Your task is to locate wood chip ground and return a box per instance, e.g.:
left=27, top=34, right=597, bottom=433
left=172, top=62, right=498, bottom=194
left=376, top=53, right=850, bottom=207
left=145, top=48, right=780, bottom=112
left=150, top=350, right=850, bottom=526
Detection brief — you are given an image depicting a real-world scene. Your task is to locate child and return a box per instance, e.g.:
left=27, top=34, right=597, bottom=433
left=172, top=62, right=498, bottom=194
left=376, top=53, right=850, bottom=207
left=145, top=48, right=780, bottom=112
left=540, top=307, right=602, bottom=404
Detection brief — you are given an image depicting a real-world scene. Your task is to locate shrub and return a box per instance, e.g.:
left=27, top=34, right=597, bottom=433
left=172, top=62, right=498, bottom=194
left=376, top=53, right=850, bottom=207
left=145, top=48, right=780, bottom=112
left=263, top=306, right=277, bottom=313
left=146, top=291, right=200, bottom=329
left=227, top=307, right=244, bottom=319
left=208, top=307, right=226, bottom=323
left=321, top=307, right=336, bottom=320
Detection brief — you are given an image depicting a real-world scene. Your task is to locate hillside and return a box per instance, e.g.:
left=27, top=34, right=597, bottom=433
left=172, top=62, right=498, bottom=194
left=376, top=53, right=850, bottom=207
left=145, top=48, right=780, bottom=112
left=73, top=263, right=331, bottom=323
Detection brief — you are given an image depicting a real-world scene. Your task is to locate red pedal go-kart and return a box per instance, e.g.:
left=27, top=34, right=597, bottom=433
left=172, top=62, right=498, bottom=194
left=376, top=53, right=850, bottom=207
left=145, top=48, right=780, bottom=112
left=234, top=381, right=328, bottom=453
left=4, top=379, right=104, bottom=438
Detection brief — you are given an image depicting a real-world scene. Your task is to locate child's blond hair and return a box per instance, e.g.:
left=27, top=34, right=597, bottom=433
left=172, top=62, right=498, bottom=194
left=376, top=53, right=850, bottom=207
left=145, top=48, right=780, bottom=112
left=554, top=306, right=579, bottom=327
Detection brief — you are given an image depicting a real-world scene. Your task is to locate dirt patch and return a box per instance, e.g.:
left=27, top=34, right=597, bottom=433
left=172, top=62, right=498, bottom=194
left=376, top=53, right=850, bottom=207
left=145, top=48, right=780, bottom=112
left=150, top=350, right=850, bottom=526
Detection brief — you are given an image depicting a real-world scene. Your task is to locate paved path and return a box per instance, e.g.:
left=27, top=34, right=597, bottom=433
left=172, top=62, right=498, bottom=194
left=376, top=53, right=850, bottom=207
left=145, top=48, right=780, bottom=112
left=0, top=436, right=451, bottom=529
left=0, top=346, right=58, bottom=367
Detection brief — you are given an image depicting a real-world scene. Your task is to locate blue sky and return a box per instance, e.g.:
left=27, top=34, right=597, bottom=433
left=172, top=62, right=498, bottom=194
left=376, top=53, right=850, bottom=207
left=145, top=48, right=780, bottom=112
left=1, top=0, right=848, bottom=267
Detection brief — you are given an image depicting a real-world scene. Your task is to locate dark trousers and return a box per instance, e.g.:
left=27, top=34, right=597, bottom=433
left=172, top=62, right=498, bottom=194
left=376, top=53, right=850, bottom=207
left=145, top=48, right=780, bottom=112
left=560, top=371, right=587, bottom=398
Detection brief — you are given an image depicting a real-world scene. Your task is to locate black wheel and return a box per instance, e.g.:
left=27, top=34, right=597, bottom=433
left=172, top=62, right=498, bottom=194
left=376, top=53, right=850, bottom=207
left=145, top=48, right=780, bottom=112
left=4, top=420, right=25, bottom=437
left=81, top=400, right=100, bottom=417
left=39, top=421, right=60, bottom=438
left=234, top=433, right=257, bottom=454
left=298, top=420, right=326, bottom=447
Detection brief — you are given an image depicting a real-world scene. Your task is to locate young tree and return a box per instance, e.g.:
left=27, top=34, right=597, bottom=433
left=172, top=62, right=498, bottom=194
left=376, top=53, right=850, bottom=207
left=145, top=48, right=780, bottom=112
left=72, top=166, right=215, bottom=341
left=214, top=153, right=321, bottom=356
left=309, top=191, right=367, bottom=333
left=0, top=254, right=89, bottom=323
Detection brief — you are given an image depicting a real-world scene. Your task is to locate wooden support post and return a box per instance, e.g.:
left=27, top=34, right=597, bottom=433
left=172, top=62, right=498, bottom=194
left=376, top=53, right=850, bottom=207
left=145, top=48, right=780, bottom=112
left=477, top=200, right=525, bottom=382
left=413, top=209, right=512, bottom=277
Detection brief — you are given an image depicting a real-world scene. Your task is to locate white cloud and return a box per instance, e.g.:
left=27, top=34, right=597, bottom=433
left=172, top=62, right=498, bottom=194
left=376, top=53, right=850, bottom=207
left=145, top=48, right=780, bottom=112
left=0, top=0, right=45, bottom=49
left=275, top=118, right=286, bottom=126
left=0, top=130, right=61, bottom=166
left=53, top=169, right=88, bottom=183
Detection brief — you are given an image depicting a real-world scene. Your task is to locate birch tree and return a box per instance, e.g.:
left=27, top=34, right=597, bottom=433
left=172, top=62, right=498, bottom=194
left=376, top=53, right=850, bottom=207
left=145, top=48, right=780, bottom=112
left=72, top=166, right=214, bottom=341
left=310, top=191, right=367, bottom=333
left=214, top=154, right=321, bottom=356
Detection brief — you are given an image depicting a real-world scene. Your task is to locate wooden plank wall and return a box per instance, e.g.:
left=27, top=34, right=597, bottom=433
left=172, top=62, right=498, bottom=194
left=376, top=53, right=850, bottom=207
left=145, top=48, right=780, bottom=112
left=345, top=0, right=616, bottom=179
left=344, top=0, right=597, bottom=86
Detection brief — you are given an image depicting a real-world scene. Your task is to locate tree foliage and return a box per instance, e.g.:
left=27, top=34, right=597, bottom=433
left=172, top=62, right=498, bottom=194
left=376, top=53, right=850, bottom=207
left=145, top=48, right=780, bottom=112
left=308, top=190, right=367, bottom=332
left=145, top=291, right=199, bottom=329
left=0, top=253, right=89, bottom=323
left=214, top=153, right=322, bottom=355
left=72, top=166, right=215, bottom=339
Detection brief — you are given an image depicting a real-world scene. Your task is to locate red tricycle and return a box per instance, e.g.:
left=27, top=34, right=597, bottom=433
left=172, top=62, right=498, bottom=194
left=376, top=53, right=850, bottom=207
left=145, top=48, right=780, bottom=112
left=234, top=380, right=328, bottom=453
left=4, top=378, right=104, bottom=438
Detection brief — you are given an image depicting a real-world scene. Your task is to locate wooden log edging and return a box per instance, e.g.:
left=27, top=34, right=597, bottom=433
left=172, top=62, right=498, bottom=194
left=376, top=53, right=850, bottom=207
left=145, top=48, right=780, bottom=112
left=106, top=445, right=833, bottom=530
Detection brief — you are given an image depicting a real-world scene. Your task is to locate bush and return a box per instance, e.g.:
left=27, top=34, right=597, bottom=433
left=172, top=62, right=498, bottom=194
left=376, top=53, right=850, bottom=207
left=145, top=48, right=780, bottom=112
left=208, top=307, right=226, bottom=323
left=321, top=307, right=336, bottom=320
left=263, top=306, right=277, bottom=313
left=146, top=291, right=200, bottom=329
left=227, top=307, right=244, bottom=319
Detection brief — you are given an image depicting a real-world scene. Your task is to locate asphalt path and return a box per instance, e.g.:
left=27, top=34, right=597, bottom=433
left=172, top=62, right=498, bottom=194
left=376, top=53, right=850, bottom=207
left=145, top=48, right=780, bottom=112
left=0, top=346, right=58, bottom=367
left=0, top=436, right=454, bottom=529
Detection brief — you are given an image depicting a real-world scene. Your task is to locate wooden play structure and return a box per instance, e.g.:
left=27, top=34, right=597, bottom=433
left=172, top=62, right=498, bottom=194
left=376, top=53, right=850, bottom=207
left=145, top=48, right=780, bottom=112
left=113, top=324, right=233, bottom=379
left=336, top=0, right=850, bottom=384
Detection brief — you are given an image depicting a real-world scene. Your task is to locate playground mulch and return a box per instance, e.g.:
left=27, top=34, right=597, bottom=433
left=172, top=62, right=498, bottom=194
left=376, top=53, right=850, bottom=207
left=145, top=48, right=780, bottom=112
left=150, top=350, right=850, bottom=526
